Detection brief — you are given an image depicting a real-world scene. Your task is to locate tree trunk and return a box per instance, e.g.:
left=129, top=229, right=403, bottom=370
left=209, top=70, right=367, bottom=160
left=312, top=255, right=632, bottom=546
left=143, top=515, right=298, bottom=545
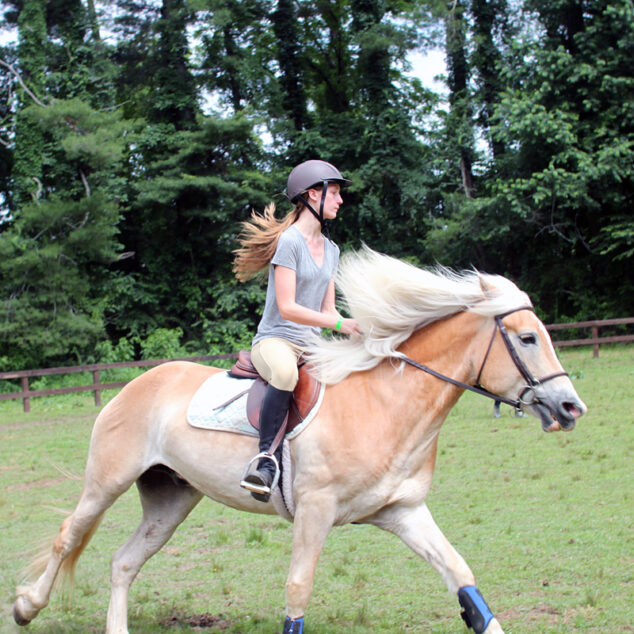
left=272, top=0, right=308, bottom=131
left=13, top=0, right=47, bottom=208
left=446, top=0, right=475, bottom=197
left=471, top=0, right=507, bottom=159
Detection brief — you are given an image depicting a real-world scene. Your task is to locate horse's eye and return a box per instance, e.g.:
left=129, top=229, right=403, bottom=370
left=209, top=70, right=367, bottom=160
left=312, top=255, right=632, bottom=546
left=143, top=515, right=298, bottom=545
left=519, top=333, right=537, bottom=345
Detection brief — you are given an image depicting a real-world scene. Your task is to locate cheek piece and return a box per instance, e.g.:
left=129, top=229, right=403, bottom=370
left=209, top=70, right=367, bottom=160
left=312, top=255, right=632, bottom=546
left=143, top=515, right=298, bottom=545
left=458, top=586, right=495, bottom=633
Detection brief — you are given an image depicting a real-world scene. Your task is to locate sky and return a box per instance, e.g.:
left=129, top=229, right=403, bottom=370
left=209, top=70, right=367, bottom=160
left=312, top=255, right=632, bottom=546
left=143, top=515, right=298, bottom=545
left=409, top=48, right=447, bottom=95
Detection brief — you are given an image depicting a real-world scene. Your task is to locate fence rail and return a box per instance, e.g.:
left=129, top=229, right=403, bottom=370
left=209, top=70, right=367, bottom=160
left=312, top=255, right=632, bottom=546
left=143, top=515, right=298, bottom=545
left=0, top=354, right=237, bottom=413
left=546, top=317, right=634, bottom=358
left=1, top=317, right=632, bottom=412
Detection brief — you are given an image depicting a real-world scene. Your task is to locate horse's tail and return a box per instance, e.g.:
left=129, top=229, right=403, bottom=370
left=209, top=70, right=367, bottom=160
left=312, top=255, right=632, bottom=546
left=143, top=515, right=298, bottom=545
left=59, top=512, right=104, bottom=592
left=17, top=511, right=104, bottom=597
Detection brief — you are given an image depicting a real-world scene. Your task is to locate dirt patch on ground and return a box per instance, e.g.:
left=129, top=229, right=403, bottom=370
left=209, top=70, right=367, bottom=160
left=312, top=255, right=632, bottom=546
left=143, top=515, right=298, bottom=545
left=497, top=602, right=561, bottom=625
left=161, top=613, right=231, bottom=630
left=7, top=476, right=67, bottom=491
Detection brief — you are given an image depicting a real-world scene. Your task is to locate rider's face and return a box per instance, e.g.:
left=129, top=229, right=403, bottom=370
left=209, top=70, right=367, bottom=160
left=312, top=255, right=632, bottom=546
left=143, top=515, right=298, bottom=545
left=307, top=183, right=343, bottom=220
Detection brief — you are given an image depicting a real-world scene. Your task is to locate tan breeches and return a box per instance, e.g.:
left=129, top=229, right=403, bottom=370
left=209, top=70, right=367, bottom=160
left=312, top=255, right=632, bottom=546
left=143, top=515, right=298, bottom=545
left=251, top=337, right=303, bottom=391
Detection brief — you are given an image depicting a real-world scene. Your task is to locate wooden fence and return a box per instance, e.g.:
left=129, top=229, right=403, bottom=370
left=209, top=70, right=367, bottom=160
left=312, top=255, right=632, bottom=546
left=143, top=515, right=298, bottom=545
left=1, top=317, right=632, bottom=413
left=0, top=354, right=237, bottom=413
left=546, top=317, right=634, bottom=358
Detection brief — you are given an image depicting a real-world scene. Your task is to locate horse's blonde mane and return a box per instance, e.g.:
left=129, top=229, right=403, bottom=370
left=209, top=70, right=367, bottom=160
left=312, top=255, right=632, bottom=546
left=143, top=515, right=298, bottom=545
left=306, top=247, right=531, bottom=384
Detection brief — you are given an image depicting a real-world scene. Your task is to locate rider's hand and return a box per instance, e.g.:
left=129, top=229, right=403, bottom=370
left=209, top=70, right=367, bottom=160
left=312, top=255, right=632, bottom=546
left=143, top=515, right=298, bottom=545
left=338, top=318, right=361, bottom=337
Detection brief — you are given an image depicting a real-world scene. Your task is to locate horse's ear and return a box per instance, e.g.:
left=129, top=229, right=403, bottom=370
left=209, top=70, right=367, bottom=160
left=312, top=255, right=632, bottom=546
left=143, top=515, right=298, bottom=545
left=479, top=275, right=495, bottom=297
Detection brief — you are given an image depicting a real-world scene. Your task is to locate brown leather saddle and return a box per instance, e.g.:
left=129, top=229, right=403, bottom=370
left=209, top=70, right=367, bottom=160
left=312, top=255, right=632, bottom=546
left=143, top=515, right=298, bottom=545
left=228, top=350, right=321, bottom=434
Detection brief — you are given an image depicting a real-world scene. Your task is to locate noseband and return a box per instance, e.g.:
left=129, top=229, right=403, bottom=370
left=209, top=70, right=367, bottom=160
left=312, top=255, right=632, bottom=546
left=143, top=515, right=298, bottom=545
left=401, top=306, right=568, bottom=412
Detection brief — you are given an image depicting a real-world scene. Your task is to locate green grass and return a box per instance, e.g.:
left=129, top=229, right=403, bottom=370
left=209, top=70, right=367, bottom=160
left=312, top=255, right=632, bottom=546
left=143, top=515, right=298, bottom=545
left=1, top=347, right=632, bottom=633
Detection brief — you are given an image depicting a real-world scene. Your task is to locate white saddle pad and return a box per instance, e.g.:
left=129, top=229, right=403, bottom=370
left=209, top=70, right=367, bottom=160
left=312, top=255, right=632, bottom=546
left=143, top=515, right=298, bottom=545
left=186, top=371, right=325, bottom=440
left=187, top=371, right=258, bottom=436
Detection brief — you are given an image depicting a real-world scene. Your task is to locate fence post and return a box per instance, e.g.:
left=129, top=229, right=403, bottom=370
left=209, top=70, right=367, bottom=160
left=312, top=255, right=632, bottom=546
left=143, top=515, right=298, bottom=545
left=92, top=370, right=101, bottom=406
left=592, top=325, right=599, bottom=358
left=21, top=377, right=30, bottom=413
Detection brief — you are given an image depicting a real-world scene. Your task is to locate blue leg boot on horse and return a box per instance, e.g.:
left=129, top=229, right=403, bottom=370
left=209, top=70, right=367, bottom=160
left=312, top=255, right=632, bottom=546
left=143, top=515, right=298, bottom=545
left=279, top=592, right=495, bottom=634
left=283, top=616, right=304, bottom=633
left=458, top=586, right=496, bottom=633
left=241, top=385, right=292, bottom=502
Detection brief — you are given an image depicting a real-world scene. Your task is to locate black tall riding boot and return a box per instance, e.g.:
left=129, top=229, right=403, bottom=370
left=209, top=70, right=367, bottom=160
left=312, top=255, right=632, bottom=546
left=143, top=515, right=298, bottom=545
left=241, top=385, right=293, bottom=502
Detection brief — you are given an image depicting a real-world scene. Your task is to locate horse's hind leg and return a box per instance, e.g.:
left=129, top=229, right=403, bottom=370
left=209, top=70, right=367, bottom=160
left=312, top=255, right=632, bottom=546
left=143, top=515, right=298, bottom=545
left=13, top=478, right=121, bottom=626
left=14, top=398, right=156, bottom=627
left=369, top=502, right=504, bottom=634
left=106, top=467, right=203, bottom=634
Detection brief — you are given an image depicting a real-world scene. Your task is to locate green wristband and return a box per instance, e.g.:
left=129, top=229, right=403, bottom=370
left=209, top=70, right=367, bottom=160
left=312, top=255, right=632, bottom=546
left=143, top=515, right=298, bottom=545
left=335, top=318, right=343, bottom=331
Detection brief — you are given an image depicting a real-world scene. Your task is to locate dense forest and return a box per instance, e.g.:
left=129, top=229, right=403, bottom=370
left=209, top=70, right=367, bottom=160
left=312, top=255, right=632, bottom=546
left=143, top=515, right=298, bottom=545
left=0, top=0, right=632, bottom=370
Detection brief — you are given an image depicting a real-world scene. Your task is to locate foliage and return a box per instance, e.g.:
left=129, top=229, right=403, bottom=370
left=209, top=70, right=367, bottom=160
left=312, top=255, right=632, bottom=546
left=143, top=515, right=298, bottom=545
left=92, top=336, right=136, bottom=364
left=107, top=114, right=273, bottom=345
left=0, top=98, right=134, bottom=368
left=424, top=0, right=634, bottom=321
left=139, top=327, right=186, bottom=359
left=0, top=0, right=632, bottom=369
left=0, top=193, right=118, bottom=367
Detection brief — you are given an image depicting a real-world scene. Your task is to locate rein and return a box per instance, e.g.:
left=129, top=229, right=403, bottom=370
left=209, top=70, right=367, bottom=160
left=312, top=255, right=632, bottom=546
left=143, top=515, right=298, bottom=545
left=401, top=356, right=519, bottom=408
left=400, top=306, right=568, bottom=412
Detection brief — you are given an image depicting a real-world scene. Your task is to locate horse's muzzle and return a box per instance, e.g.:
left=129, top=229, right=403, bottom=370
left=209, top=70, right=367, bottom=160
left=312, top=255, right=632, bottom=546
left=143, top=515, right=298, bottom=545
left=530, top=394, right=586, bottom=432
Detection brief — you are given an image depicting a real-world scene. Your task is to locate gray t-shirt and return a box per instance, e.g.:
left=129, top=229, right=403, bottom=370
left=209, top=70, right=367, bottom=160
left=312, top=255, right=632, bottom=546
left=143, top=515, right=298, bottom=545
left=253, top=225, right=340, bottom=346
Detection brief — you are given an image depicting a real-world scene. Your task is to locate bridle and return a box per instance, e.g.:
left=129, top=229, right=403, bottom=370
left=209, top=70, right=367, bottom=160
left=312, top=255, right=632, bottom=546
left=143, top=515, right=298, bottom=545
left=400, top=306, right=568, bottom=413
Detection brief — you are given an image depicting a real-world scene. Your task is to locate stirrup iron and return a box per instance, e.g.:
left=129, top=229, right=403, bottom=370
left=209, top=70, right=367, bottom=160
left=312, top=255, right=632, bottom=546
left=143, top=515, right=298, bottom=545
left=240, top=451, right=281, bottom=495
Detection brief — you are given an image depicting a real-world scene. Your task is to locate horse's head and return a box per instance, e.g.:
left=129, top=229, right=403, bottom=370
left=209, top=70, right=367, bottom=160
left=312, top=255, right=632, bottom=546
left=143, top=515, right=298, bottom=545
left=309, top=250, right=588, bottom=433
left=477, top=307, right=587, bottom=432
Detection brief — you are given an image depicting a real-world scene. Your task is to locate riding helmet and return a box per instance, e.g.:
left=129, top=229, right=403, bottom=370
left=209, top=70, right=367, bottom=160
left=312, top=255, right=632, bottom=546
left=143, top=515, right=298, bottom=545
left=286, top=160, right=351, bottom=202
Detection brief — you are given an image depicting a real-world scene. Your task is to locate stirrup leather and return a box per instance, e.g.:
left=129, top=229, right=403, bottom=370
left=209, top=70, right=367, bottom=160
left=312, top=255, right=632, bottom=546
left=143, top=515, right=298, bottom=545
left=239, top=451, right=281, bottom=495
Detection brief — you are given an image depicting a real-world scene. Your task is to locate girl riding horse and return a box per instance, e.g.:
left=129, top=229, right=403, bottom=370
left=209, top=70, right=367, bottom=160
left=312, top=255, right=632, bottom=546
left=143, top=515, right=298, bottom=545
left=234, top=159, right=361, bottom=501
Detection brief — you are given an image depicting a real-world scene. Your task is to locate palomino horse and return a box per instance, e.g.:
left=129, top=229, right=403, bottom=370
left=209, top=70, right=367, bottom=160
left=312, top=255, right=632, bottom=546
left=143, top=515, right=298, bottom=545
left=13, top=249, right=586, bottom=634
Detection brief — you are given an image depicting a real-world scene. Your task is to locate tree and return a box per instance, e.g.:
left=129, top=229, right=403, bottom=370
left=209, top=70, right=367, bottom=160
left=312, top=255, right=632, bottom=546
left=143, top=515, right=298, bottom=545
left=107, top=114, right=272, bottom=349
left=0, top=0, right=129, bottom=367
left=272, top=0, right=309, bottom=130
left=445, top=0, right=475, bottom=197
left=266, top=0, right=436, bottom=259
left=470, top=0, right=510, bottom=159
left=108, top=0, right=161, bottom=120
left=3, top=0, right=630, bottom=370
left=149, top=0, right=198, bottom=127
left=426, top=0, right=634, bottom=319
left=10, top=0, right=47, bottom=208
left=0, top=100, right=130, bottom=367
left=100, top=0, right=274, bottom=351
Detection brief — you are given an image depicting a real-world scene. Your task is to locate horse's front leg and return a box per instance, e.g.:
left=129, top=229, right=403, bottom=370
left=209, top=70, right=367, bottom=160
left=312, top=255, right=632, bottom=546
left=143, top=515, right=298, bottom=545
left=368, top=502, right=504, bottom=634
left=283, top=494, right=336, bottom=633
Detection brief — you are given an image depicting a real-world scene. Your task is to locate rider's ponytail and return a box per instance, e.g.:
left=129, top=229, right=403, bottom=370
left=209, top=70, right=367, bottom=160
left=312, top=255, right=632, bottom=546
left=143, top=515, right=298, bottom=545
left=233, top=203, right=300, bottom=282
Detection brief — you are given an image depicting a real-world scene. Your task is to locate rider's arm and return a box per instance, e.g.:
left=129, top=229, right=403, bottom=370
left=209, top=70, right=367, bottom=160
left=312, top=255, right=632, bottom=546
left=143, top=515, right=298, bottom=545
left=320, top=279, right=338, bottom=317
left=275, top=266, right=360, bottom=336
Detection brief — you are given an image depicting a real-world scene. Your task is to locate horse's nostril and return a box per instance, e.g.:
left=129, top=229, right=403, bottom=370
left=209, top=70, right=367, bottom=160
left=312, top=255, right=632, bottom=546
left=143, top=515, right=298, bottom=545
left=563, top=402, right=582, bottom=418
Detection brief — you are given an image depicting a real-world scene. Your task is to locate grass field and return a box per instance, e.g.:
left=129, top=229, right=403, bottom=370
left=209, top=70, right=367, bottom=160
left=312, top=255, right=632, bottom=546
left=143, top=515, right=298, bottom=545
left=1, top=347, right=632, bottom=633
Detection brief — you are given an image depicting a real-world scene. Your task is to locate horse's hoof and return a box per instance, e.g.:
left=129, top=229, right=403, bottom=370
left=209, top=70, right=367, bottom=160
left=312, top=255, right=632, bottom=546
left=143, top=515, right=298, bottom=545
left=13, top=598, right=33, bottom=626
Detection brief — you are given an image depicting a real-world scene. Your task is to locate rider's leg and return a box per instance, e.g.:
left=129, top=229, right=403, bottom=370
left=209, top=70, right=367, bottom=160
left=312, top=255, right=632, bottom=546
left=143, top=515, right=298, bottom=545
left=241, top=338, right=300, bottom=501
left=255, top=384, right=292, bottom=477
